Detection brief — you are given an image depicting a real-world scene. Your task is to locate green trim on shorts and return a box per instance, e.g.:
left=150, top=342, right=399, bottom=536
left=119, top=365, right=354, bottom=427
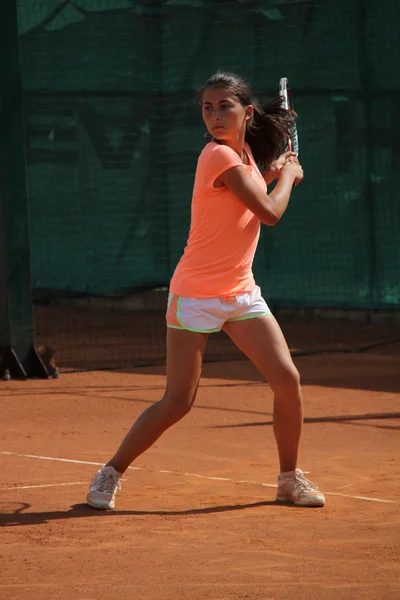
left=167, top=324, right=221, bottom=333
left=167, top=293, right=174, bottom=310
left=167, top=323, right=221, bottom=333
left=176, top=296, right=184, bottom=327
left=227, top=311, right=272, bottom=322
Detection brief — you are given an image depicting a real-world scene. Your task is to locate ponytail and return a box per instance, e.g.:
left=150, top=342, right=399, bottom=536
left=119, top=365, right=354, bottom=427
left=246, top=98, right=296, bottom=170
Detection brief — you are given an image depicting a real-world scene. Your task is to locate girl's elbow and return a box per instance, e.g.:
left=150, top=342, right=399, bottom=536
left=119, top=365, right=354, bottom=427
left=261, top=212, right=280, bottom=227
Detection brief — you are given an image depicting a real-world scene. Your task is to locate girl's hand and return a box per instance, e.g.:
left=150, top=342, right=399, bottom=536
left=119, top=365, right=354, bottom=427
left=281, top=160, right=304, bottom=186
left=262, top=151, right=299, bottom=186
left=269, top=151, right=298, bottom=175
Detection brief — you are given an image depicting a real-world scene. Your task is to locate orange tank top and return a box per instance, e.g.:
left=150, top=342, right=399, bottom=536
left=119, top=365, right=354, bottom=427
left=169, top=141, right=267, bottom=298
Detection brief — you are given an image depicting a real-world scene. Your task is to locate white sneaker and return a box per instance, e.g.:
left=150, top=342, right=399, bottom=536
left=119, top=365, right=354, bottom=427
left=276, top=469, right=325, bottom=507
left=86, top=466, right=121, bottom=510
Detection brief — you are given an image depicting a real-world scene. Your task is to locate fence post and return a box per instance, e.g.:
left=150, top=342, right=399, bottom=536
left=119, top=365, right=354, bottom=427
left=0, top=0, right=51, bottom=379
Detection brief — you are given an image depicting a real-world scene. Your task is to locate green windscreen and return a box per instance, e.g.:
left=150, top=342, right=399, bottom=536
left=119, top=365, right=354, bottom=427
left=13, top=0, right=400, bottom=369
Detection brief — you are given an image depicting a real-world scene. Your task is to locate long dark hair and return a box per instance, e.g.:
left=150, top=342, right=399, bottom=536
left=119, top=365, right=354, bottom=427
left=197, top=71, right=296, bottom=170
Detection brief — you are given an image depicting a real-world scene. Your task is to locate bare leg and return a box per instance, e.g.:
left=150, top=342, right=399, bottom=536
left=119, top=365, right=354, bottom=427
left=107, top=328, right=208, bottom=473
left=223, top=315, right=302, bottom=473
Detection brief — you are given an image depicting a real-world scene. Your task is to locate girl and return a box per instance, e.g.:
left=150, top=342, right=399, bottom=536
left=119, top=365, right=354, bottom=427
left=87, top=71, right=325, bottom=509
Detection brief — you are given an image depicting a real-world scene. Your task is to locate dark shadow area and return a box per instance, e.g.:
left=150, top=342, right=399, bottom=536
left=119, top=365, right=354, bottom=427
left=5, top=382, right=264, bottom=395
left=4, top=351, right=400, bottom=398
left=33, top=303, right=400, bottom=395
left=340, top=421, right=400, bottom=431
left=212, top=412, right=400, bottom=430
left=3, top=388, right=272, bottom=418
left=299, top=366, right=400, bottom=394
left=0, top=499, right=285, bottom=527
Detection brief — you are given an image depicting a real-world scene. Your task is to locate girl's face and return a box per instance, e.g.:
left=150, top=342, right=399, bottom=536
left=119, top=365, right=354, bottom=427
left=202, top=86, right=253, bottom=142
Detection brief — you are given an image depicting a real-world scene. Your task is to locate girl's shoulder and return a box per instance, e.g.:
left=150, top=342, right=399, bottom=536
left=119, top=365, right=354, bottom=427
left=195, top=142, right=244, bottom=191
left=199, top=141, right=237, bottom=159
left=197, top=142, right=239, bottom=171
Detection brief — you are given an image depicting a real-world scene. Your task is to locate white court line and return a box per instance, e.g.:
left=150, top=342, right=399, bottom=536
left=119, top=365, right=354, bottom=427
left=0, top=453, right=138, bottom=470
left=1, top=482, right=88, bottom=490
left=1, top=451, right=396, bottom=504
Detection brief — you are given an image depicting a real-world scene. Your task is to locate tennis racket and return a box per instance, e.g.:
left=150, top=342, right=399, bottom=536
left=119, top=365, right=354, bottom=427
left=279, top=77, right=299, bottom=154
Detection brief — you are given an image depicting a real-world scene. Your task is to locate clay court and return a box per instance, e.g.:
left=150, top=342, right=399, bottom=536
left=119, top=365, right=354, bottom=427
left=1, top=321, right=399, bottom=600
left=1, top=1, right=399, bottom=598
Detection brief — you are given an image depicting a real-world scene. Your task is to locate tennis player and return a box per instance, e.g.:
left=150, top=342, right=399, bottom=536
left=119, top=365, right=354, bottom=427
left=87, top=72, right=325, bottom=509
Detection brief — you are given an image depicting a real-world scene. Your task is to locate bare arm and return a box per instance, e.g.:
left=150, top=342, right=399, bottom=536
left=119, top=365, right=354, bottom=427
left=218, top=161, right=303, bottom=226
left=262, top=169, right=279, bottom=186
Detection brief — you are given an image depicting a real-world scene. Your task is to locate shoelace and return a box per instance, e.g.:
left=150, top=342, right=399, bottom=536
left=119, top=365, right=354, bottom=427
left=97, top=472, right=121, bottom=494
left=293, top=471, right=319, bottom=492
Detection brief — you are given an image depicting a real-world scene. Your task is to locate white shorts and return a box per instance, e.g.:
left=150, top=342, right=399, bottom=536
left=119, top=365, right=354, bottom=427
left=166, top=286, right=271, bottom=333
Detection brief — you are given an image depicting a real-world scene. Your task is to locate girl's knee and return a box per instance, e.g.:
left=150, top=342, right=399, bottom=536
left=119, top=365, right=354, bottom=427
left=271, top=364, right=301, bottom=394
left=160, top=394, right=193, bottom=424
